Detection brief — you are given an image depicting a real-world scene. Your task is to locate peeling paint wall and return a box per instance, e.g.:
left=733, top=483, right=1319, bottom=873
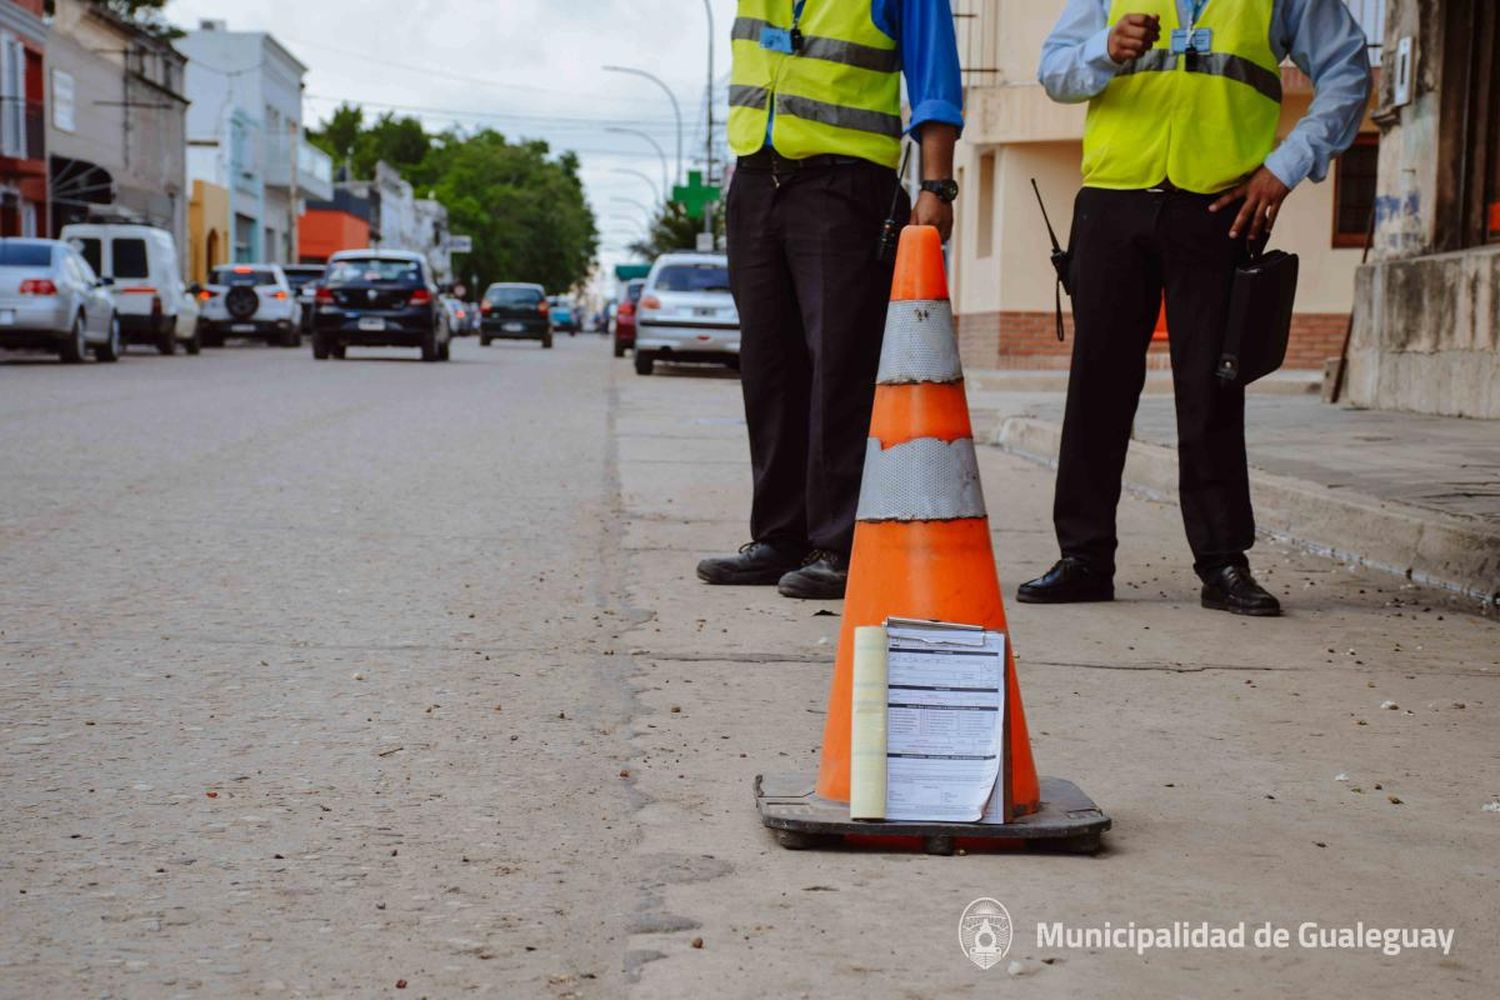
left=1349, top=0, right=1500, bottom=419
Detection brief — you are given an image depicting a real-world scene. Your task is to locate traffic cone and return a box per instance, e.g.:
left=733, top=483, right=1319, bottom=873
left=814, top=225, right=1040, bottom=820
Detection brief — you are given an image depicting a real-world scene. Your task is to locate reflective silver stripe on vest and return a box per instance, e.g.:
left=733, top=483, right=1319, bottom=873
left=1185, top=51, right=1283, bottom=103
left=877, top=300, right=962, bottom=385
left=776, top=93, right=903, bottom=139
left=1117, top=48, right=1178, bottom=76
left=731, top=17, right=899, bottom=73
left=856, top=438, right=988, bottom=522
left=730, top=84, right=771, bottom=110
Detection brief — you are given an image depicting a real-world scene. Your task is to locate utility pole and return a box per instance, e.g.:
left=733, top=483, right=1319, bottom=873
left=702, top=0, right=715, bottom=241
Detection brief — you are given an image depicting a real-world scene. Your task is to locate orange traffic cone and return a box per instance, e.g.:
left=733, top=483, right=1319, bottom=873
left=815, top=225, right=1038, bottom=819
left=755, top=226, right=1110, bottom=853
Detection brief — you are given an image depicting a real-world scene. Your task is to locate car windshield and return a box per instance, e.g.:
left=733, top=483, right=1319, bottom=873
left=0, top=243, right=53, bottom=267
left=283, top=269, right=324, bottom=289
left=112, top=239, right=150, bottom=279
left=328, top=260, right=421, bottom=284
left=654, top=264, right=730, bottom=293
left=212, top=267, right=279, bottom=287
left=487, top=286, right=543, bottom=306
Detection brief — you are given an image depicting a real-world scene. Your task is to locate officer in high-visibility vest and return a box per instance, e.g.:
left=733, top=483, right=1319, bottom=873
left=697, top=1, right=964, bottom=600
left=1019, top=0, right=1371, bottom=616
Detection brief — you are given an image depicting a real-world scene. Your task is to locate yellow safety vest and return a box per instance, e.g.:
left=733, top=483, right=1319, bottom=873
left=727, top=0, right=904, bottom=168
left=1082, top=0, right=1282, bottom=194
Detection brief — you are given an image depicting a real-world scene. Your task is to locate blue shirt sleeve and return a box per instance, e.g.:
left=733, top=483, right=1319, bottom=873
left=1038, top=0, right=1120, bottom=103
left=879, top=0, right=965, bottom=137
left=1263, top=0, right=1373, bottom=189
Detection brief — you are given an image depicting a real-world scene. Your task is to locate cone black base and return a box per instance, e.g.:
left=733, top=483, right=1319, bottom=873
left=755, top=774, right=1111, bottom=855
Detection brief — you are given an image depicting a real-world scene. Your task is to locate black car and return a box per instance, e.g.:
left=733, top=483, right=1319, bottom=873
left=479, top=283, right=552, bottom=349
left=312, top=251, right=450, bottom=362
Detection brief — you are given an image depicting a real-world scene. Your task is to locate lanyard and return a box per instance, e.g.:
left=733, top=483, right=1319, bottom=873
left=1187, top=0, right=1209, bottom=29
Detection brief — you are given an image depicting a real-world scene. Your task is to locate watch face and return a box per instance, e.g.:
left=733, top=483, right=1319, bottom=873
left=926, top=180, right=959, bottom=203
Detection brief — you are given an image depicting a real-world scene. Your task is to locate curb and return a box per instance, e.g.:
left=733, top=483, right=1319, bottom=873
left=991, top=416, right=1500, bottom=606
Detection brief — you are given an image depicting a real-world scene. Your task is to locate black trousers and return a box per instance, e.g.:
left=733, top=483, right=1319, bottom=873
left=1055, top=186, right=1255, bottom=577
left=727, top=159, right=908, bottom=555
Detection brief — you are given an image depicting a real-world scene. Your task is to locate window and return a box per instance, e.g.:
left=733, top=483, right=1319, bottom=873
left=51, top=70, right=74, bottom=133
left=211, top=266, right=279, bottom=287
left=1332, top=135, right=1379, bottom=247
left=653, top=263, right=730, bottom=292
left=1438, top=0, right=1500, bottom=248
left=977, top=152, right=996, bottom=259
left=329, top=259, right=422, bottom=284
left=0, top=242, right=52, bottom=266
left=0, top=32, right=26, bottom=159
left=111, top=239, right=150, bottom=279
left=74, top=237, right=102, bottom=275
left=486, top=285, right=543, bottom=307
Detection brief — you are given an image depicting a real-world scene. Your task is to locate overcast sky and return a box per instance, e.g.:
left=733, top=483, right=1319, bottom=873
left=166, top=0, right=736, bottom=282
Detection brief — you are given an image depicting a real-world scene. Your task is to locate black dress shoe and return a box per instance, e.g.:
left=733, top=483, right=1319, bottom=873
left=697, top=541, right=807, bottom=586
left=1016, top=557, right=1114, bottom=604
left=1200, top=564, right=1282, bottom=617
left=777, top=550, right=849, bottom=600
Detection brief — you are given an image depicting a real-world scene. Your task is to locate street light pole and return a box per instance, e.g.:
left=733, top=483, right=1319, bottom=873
left=603, top=65, right=683, bottom=187
left=702, top=0, right=716, bottom=241
left=604, top=126, right=671, bottom=204
left=611, top=167, right=664, bottom=205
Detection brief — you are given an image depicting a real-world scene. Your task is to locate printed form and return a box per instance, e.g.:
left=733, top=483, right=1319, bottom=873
left=882, top=620, right=1007, bottom=823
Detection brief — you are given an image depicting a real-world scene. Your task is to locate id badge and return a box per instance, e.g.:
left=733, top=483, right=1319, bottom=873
left=760, top=25, right=795, bottom=54
left=1169, top=27, right=1213, bottom=54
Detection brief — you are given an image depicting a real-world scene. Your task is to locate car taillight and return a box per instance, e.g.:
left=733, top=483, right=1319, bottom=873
left=618, top=302, right=635, bottom=317
left=19, top=279, right=57, bottom=295
left=537, top=300, right=550, bottom=314
left=315, top=286, right=333, bottom=303
left=641, top=295, right=661, bottom=310
left=480, top=301, right=493, bottom=314
left=198, top=289, right=215, bottom=301
left=272, top=290, right=288, bottom=300
left=119, top=285, right=158, bottom=295
left=409, top=288, right=432, bottom=305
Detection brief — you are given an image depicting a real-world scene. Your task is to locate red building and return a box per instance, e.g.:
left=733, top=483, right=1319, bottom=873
left=0, top=0, right=48, bottom=236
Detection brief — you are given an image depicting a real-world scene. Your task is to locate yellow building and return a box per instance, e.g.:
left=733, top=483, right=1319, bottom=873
left=188, top=179, right=230, bottom=286
left=949, top=0, right=1381, bottom=371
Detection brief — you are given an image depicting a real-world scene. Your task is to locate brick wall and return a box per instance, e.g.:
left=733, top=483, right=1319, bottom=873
left=958, top=310, right=1349, bottom=372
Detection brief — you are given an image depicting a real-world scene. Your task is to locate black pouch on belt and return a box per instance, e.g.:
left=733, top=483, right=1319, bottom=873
left=1215, top=246, right=1299, bottom=386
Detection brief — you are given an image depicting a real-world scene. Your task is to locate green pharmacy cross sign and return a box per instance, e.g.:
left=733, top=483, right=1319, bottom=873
left=673, top=171, right=721, bottom=221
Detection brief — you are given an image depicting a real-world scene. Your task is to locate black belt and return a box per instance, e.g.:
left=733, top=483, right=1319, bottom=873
left=737, top=150, right=871, bottom=174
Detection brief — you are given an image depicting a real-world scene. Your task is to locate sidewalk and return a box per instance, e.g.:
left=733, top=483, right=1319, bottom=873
left=967, top=370, right=1500, bottom=606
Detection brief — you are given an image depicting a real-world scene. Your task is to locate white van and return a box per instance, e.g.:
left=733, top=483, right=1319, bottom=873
left=60, top=223, right=200, bottom=355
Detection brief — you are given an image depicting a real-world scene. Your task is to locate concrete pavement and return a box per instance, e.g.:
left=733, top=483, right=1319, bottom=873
left=1, top=338, right=1497, bottom=997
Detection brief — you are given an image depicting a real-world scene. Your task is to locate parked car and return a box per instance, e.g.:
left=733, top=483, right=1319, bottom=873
left=633, top=254, right=738, bottom=375
left=197, top=264, right=301, bottom=347
left=0, top=238, right=120, bottom=363
left=612, top=280, right=645, bottom=358
left=479, top=283, right=552, bottom=349
left=549, top=295, right=578, bottom=335
left=313, top=250, right=449, bottom=362
left=62, top=223, right=197, bottom=355
left=282, top=264, right=326, bottom=336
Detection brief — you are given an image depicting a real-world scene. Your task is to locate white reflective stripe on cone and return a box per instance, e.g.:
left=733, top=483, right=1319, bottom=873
left=855, top=437, right=988, bottom=522
left=876, top=299, right=962, bottom=385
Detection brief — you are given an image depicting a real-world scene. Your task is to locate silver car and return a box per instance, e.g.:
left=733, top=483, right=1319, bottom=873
left=633, top=252, right=739, bottom=375
left=0, top=238, right=120, bottom=363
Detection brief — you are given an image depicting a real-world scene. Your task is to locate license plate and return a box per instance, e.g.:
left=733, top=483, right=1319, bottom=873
left=358, top=317, right=386, bottom=332
left=231, top=323, right=255, bottom=333
left=503, top=322, right=524, bottom=333
left=0, top=309, right=14, bottom=326
left=693, top=307, right=716, bottom=318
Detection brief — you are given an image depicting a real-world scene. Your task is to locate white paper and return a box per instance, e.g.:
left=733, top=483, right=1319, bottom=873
left=882, top=622, right=1006, bottom=823
left=849, top=626, right=889, bottom=820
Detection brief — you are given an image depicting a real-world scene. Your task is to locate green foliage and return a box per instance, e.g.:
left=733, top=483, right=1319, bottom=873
left=86, top=0, right=181, bottom=37
left=627, top=200, right=724, bottom=261
left=308, top=105, right=598, bottom=294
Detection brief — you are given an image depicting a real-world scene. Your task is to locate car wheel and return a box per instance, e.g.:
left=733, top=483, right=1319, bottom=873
left=157, top=321, right=176, bottom=356
left=542, top=331, right=554, bottom=350
left=279, top=325, right=300, bottom=348
left=438, top=339, right=451, bottom=361
left=59, top=315, right=88, bottom=364
left=634, top=351, right=654, bottom=376
left=421, top=326, right=439, bottom=362
left=613, top=333, right=626, bottom=358
left=312, top=334, right=330, bottom=360
left=184, top=324, right=202, bottom=356
left=480, top=335, right=491, bottom=346
left=331, top=344, right=346, bottom=359
left=201, top=325, right=224, bottom=348
left=94, top=315, right=122, bottom=363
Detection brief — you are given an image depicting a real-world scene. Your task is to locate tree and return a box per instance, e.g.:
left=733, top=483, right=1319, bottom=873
left=309, top=104, right=364, bottom=174
left=627, top=201, right=725, bottom=260
left=84, top=0, right=180, bottom=36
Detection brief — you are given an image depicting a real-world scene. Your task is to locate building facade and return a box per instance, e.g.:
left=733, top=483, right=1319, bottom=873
left=299, top=185, right=372, bottom=263
left=46, top=0, right=188, bottom=252
left=177, top=19, right=330, bottom=267
left=0, top=0, right=47, bottom=236
left=948, top=0, right=1384, bottom=372
left=1346, top=0, right=1499, bottom=418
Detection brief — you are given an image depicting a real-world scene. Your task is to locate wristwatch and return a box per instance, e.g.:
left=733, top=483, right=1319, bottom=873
left=921, top=178, right=960, bottom=204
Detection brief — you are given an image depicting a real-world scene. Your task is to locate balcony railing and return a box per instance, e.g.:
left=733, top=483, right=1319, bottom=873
left=265, top=135, right=334, bottom=201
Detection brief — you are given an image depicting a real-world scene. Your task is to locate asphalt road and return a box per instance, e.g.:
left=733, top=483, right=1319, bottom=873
left=2, top=336, right=1496, bottom=998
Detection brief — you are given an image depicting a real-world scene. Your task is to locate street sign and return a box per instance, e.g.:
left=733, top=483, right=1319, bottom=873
left=447, top=235, right=474, bottom=254
left=696, top=232, right=715, bottom=253
left=673, top=170, right=720, bottom=222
